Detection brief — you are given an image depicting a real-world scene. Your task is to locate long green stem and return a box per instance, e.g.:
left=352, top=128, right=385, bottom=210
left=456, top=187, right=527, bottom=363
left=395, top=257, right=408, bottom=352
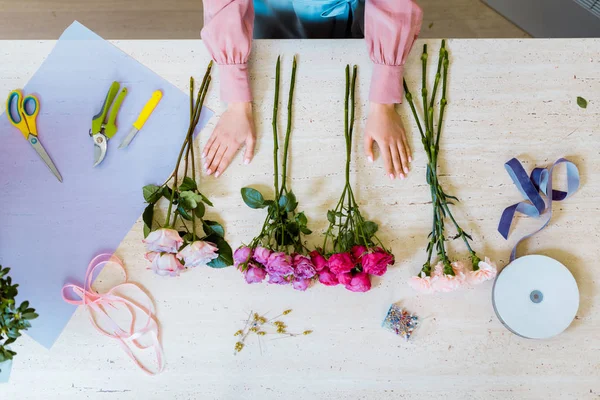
left=421, top=44, right=430, bottom=134
left=280, top=56, right=297, bottom=195
left=272, top=56, right=281, bottom=205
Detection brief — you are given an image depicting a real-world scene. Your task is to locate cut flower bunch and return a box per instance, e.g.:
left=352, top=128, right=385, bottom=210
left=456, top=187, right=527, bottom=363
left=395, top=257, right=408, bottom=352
left=236, top=56, right=316, bottom=291
left=141, top=62, right=233, bottom=277
left=404, top=41, right=496, bottom=293
left=310, top=65, right=395, bottom=293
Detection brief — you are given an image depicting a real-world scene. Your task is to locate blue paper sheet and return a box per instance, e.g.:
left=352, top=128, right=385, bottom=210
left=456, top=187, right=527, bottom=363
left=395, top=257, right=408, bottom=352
left=0, top=21, right=213, bottom=348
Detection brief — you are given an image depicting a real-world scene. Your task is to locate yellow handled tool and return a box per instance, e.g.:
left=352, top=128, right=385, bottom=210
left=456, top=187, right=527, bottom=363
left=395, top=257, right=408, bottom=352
left=119, top=90, right=163, bottom=149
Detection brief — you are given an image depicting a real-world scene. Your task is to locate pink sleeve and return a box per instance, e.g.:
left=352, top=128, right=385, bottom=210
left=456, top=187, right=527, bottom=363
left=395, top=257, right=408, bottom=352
left=365, top=0, right=423, bottom=104
left=201, top=0, right=254, bottom=103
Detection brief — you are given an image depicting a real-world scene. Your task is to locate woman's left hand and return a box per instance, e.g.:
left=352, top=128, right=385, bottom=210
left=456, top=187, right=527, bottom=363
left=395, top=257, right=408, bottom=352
left=364, top=102, right=412, bottom=180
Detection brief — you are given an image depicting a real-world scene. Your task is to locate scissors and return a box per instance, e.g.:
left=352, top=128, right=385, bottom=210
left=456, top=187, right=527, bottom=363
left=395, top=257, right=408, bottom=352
left=6, top=90, right=63, bottom=182
left=90, top=81, right=128, bottom=167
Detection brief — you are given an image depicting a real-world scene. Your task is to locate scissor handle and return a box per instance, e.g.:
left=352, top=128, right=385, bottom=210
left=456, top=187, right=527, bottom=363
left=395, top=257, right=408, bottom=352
left=22, top=95, right=40, bottom=136
left=6, top=90, right=29, bottom=138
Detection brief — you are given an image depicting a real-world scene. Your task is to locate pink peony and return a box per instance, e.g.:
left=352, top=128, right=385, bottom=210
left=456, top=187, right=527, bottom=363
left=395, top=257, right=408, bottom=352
left=432, top=274, right=462, bottom=293
left=253, top=246, right=271, bottom=266
left=148, top=252, right=184, bottom=277
left=328, top=252, right=354, bottom=275
left=337, top=271, right=352, bottom=286
left=351, top=245, right=368, bottom=261
left=143, top=228, right=183, bottom=253
left=362, top=247, right=394, bottom=276
left=266, top=252, right=293, bottom=277
left=233, top=246, right=252, bottom=267
left=177, top=241, right=218, bottom=268
left=268, top=273, right=289, bottom=285
left=244, top=264, right=266, bottom=284
left=318, top=268, right=339, bottom=286
left=343, top=272, right=372, bottom=293
left=293, top=254, right=316, bottom=279
left=408, top=273, right=435, bottom=294
left=292, top=278, right=311, bottom=291
left=468, top=257, right=497, bottom=285
left=309, top=250, right=328, bottom=272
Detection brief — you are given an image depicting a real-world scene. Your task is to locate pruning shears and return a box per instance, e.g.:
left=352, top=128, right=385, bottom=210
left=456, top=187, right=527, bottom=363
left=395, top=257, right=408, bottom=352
left=90, top=81, right=127, bottom=166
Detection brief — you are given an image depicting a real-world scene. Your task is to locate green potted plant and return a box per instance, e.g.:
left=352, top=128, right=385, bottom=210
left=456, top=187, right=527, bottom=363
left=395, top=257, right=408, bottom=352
left=0, top=265, right=37, bottom=382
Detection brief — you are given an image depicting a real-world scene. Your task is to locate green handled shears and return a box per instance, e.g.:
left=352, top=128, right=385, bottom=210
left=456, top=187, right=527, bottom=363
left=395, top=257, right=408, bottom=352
left=6, top=89, right=63, bottom=182
left=90, top=81, right=128, bottom=167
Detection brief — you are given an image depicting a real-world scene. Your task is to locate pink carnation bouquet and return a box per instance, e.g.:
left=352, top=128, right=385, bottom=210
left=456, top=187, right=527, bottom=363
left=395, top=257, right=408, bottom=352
left=403, top=41, right=496, bottom=293
left=310, top=65, right=395, bottom=293
left=141, top=63, right=233, bottom=277
left=236, top=56, right=316, bottom=290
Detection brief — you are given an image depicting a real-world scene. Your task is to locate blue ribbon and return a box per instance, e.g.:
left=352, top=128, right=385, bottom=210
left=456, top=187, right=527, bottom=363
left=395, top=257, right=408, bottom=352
left=498, top=157, right=580, bottom=262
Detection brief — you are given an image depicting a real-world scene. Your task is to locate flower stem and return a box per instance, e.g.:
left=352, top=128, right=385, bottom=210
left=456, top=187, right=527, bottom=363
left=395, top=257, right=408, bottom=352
left=280, top=56, right=297, bottom=196
left=272, top=56, right=281, bottom=209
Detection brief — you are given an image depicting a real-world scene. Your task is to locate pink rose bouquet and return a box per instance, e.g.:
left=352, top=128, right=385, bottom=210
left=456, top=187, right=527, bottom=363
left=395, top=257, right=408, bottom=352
left=403, top=42, right=496, bottom=293
left=236, top=57, right=316, bottom=290
left=310, top=65, right=395, bottom=293
left=140, top=63, right=233, bottom=276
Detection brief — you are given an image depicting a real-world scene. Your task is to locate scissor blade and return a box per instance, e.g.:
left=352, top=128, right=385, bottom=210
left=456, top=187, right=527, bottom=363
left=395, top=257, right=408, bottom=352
left=28, top=135, right=63, bottom=182
left=118, top=126, right=139, bottom=149
left=92, top=133, right=108, bottom=167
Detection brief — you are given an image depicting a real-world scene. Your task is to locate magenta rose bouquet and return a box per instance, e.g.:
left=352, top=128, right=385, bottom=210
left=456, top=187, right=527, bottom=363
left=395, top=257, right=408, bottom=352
left=310, top=65, right=395, bottom=293
left=237, top=57, right=316, bottom=290
left=141, top=62, right=232, bottom=276
left=403, top=41, right=496, bottom=293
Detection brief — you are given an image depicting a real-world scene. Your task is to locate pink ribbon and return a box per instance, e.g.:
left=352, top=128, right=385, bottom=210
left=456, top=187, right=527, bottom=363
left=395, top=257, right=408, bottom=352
left=62, top=253, right=164, bottom=375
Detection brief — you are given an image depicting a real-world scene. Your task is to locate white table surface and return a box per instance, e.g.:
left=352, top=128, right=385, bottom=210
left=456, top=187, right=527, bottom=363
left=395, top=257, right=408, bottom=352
left=0, top=38, right=599, bottom=400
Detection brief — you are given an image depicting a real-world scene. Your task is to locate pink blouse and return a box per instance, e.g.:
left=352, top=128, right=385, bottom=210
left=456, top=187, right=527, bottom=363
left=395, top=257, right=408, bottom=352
left=201, top=0, right=423, bottom=104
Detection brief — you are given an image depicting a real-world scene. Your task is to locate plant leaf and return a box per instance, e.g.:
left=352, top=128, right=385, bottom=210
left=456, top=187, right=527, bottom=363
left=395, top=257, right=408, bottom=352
left=241, top=187, right=266, bottom=209
left=278, top=195, right=288, bottom=210
left=327, top=210, right=336, bottom=224
left=285, top=191, right=297, bottom=212
left=180, top=191, right=202, bottom=210
left=295, top=211, right=308, bottom=226
left=179, top=177, right=197, bottom=192
left=22, top=312, right=38, bottom=320
left=577, top=96, right=588, bottom=109
left=142, top=204, right=154, bottom=238
left=203, top=220, right=224, bottom=238
left=206, top=234, right=233, bottom=268
left=177, top=205, right=193, bottom=221
left=143, top=184, right=162, bottom=203
left=199, top=193, right=213, bottom=207
left=363, top=221, right=378, bottom=238
left=194, top=202, right=205, bottom=218
left=300, top=227, right=312, bottom=235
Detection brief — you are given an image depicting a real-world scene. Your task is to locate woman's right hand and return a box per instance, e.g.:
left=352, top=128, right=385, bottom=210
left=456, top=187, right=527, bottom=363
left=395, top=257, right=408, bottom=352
left=202, top=102, right=256, bottom=178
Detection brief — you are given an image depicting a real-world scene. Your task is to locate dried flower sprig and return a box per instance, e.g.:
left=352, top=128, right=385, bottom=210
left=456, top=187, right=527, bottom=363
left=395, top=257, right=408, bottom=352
left=233, top=309, right=312, bottom=354
left=403, top=41, right=497, bottom=293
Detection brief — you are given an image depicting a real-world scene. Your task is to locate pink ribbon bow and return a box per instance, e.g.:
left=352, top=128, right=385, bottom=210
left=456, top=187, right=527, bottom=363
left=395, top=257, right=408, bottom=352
left=62, top=253, right=164, bottom=375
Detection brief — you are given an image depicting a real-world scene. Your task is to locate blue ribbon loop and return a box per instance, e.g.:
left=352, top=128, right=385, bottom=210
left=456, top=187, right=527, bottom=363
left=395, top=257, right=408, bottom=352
left=498, top=157, right=580, bottom=261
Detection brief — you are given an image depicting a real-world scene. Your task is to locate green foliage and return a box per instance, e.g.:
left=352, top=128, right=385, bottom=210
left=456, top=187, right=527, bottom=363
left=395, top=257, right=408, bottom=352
left=143, top=184, right=162, bottom=203
left=0, top=266, right=36, bottom=363
left=241, top=187, right=267, bottom=209
left=179, top=177, right=197, bottom=191
left=206, top=234, right=233, bottom=268
left=577, top=96, right=588, bottom=109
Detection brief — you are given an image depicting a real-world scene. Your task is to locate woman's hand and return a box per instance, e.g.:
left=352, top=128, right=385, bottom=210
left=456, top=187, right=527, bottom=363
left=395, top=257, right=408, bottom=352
left=202, top=102, right=256, bottom=178
left=364, top=102, right=412, bottom=180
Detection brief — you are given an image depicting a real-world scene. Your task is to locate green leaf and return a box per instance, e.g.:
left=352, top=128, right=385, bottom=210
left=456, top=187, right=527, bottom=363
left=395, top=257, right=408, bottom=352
left=286, top=222, right=299, bottom=236
left=142, top=204, right=154, bottom=237
left=162, top=186, right=174, bottom=199
left=177, top=205, right=193, bottom=221
left=285, top=191, right=297, bottom=212
left=19, top=301, right=29, bottom=312
left=206, top=234, right=233, bottom=268
left=203, top=220, right=224, bottom=238
left=241, top=187, right=266, bottom=209
left=199, top=193, right=213, bottom=207
left=22, top=313, right=38, bottom=320
left=278, top=195, right=288, bottom=209
left=295, top=211, right=308, bottom=226
left=179, top=177, right=197, bottom=191
left=300, top=227, right=312, bottom=235
left=180, top=191, right=202, bottom=210
left=4, top=337, right=16, bottom=346
left=363, top=221, right=378, bottom=238
left=194, top=202, right=205, bottom=218
left=143, top=184, right=162, bottom=203
left=577, top=96, right=588, bottom=109
left=327, top=210, right=336, bottom=224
